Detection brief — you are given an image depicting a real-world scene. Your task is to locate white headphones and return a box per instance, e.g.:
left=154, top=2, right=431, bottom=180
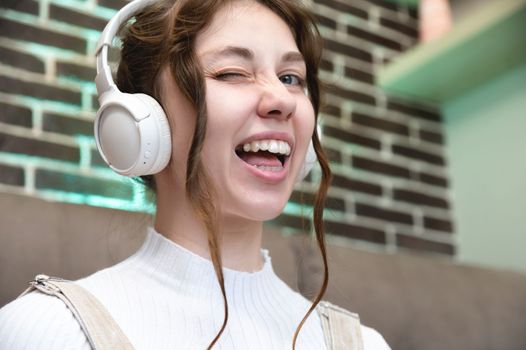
left=94, top=0, right=317, bottom=180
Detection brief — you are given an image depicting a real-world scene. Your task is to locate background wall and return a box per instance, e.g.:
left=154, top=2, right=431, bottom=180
left=444, top=63, right=526, bottom=273
left=0, top=0, right=455, bottom=257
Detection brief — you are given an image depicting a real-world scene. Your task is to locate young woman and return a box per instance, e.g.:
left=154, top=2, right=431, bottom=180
left=0, top=0, right=390, bottom=349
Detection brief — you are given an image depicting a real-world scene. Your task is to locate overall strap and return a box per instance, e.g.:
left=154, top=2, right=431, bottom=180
left=317, top=301, right=364, bottom=350
left=20, top=274, right=134, bottom=350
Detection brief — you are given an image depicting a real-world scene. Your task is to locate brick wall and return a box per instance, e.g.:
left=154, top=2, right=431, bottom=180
left=0, top=0, right=455, bottom=256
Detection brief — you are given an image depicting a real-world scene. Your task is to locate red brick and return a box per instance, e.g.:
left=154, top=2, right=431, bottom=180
left=362, top=0, right=398, bottom=11
left=274, top=213, right=311, bottom=231
left=326, top=220, right=386, bottom=244
left=320, top=103, right=341, bottom=119
left=352, top=112, right=409, bottom=136
left=0, top=132, right=80, bottom=163
left=320, top=58, right=334, bottom=73
left=327, top=84, right=376, bottom=106
left=380, top=17, right=418, bottom=38
left=91, top=149, right=107, bottom=167
left=56, top=61, right=97, bottom=83
left=0, top=102, right=32, bottom=127
left=352, top=156, right=411, bottom=179
left=50, top=5, right=107, bottom=31
left=393, top=189, right=449, bottom=209
left=0, top=46, right=45, bottom=74
left=347, top=25, right=403, bottom=51
left=387, top=99, right=441, bottom=122
left=355, top=203, right=413, bottom=225
left=419, top=129, right=444, bottom=145
left=424, top=216, right=454, bottom=233
left=419, top=172, right=448, bottom=188
left=97, top=0, right=129, bottom=10
left=344, top=67, right=375, bottom=84
left=392, top=144, right=445, bottom=166
left=315, top=13, right=337, bottom=29
left=324, top=39, right=373, bottom=63
left=289, top=191, right=345, bottom=212
left=42, top=113, right=93, bottom=137
left=314, top=0, right=368, bottom=19
left=1, top=0, right=39, bottom=15
left=0, top=164, right=24, bottom=186
left=332, top=174, right=383, bottom=196
left=324, top=147, right=342, bottom=163
left=325, top=125, right=381, bottom=150
left=0, top=18, right=86, bottom=54
left=0, top=76, right=81, bottom=105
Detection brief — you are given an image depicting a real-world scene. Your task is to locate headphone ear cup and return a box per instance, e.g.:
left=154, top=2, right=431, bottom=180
left=94, top=92, right=171, bottom=177
left=134, top=93, right=172, bottom=175
left=296, top=140, right=316, bottom=182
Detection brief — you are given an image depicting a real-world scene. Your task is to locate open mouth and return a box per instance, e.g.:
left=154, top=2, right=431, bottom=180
left=235, top=139, right=291, bottom=171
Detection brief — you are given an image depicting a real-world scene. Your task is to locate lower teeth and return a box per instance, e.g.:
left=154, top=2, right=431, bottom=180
left=253, top=165, right=282, bottom=172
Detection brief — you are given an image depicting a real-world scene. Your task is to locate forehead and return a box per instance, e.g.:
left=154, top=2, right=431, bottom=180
left=195, top=1, right=299, bottom=58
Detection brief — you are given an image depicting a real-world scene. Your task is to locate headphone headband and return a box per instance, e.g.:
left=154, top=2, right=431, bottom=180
left=94, top=0, right=173, bottom=177
left=95, top=0, right=158, bottom=96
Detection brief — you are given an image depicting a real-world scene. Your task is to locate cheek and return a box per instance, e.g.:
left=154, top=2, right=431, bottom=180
left=296, top=101, right=316, bottom=147
left=203, top=83, right=259, bottom=149
left=163, top=102, right=197, bottom=171
left=205, top=82, right=257, bottom=120
left=200, top=86, right=246, bottom=166
left=164, top=112, right=195, bottom=186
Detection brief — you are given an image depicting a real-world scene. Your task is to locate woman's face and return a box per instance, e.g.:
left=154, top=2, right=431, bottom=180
left=164, top=1, right=315, bottom=222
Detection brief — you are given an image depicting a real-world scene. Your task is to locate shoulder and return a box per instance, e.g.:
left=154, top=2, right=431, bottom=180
left=0, top=291, right=90, bottom=349
left=361, top=325, right=391, bottom=350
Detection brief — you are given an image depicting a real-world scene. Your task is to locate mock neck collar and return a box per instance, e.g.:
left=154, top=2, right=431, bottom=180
left=125, top=227, right=279, bottom=300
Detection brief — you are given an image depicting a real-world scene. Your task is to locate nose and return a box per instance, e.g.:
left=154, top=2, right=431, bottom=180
left=257, top=77, right=297, bottom=120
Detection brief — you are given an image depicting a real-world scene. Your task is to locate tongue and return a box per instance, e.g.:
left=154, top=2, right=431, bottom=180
left=239, top=151, right=282, bottom=167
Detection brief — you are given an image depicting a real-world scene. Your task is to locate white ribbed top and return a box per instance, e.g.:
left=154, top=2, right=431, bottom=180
left=0, top=228, right=390, bottom=349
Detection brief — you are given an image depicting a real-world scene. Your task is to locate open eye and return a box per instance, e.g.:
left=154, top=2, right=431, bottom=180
left=279, top=74, right=303, bottom=86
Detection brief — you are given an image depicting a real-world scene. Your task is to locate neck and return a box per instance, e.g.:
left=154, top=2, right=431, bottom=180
left=218, top=215, right=264, bottom=272
left=154, top=184, right=264, bottom=273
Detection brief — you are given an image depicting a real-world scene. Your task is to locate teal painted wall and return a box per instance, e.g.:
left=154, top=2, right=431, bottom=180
left=444, top=63, right=526, bottom=273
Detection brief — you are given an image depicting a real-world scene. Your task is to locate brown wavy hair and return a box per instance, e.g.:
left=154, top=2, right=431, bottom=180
left=115, top=0, right=332, bottom=348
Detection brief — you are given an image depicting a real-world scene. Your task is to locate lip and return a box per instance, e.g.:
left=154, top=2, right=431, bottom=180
left=235, top=131, right=294, bottom=184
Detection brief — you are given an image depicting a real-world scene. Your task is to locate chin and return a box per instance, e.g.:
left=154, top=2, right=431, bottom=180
left=250, top=206, right=285, bottom=222
left=215, top=166, right=299, bottom=222
left=226, top=193, right=290, bottom=222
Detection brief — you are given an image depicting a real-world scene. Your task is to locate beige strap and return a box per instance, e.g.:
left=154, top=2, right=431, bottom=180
left=317, top=301, right=364, bottom=350
left=20, top=275, right=134, bottom=350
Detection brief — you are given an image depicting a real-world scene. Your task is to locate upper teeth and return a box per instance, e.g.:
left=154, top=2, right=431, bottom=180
left=241, top=139, right=291, bottom=156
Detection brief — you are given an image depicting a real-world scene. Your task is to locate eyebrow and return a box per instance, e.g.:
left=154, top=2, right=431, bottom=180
left=282, top=51, right=305, bottom=64
left=201, top=46, right=305, bottom=65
